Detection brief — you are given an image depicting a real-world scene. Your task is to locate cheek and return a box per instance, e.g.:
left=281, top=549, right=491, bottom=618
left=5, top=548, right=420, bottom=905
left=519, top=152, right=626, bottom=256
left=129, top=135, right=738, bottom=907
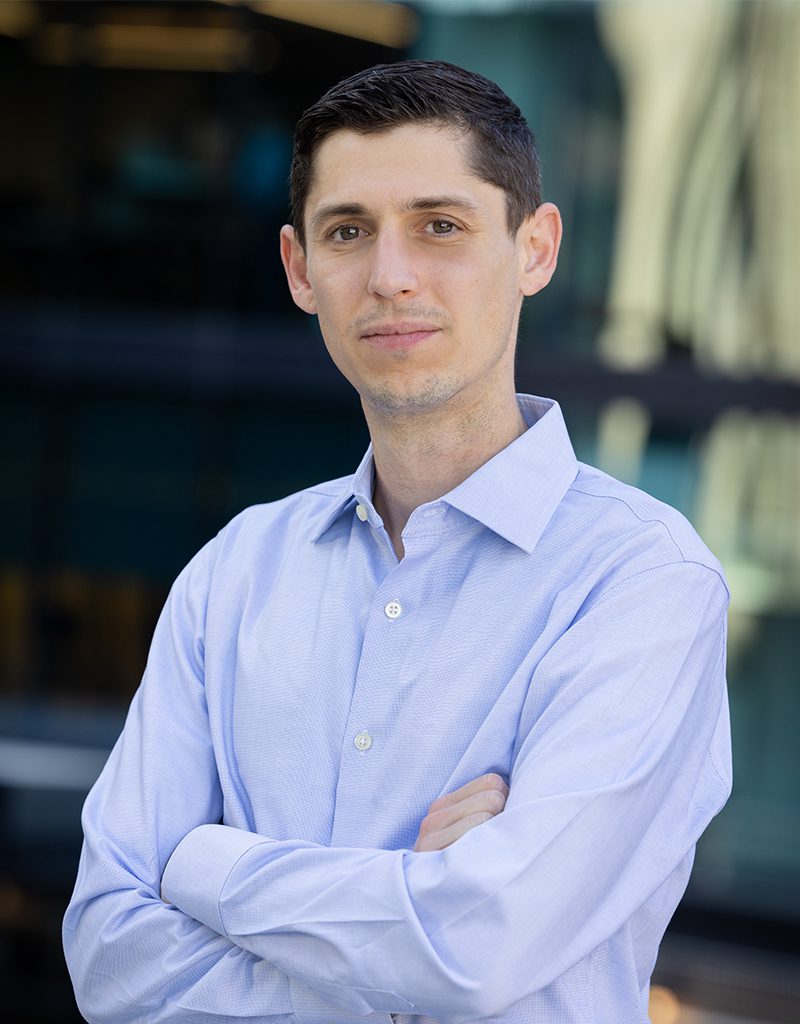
left=309, top=271, right=361, bottom=326
left=472, top=264, right=521, bottom=339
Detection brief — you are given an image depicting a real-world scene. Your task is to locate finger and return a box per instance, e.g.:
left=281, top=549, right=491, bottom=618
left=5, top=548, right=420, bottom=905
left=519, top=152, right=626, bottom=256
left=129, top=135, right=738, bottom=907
left=420, top=788, right=506, bottom=837
left=428, top=773, right=508, bottom=812
left=414, top=811, right=494, bottom=853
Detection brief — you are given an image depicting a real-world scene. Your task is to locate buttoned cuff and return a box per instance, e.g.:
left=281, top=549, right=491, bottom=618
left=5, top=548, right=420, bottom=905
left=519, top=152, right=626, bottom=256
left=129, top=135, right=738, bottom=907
left=161, top=823, right=273, bottom=936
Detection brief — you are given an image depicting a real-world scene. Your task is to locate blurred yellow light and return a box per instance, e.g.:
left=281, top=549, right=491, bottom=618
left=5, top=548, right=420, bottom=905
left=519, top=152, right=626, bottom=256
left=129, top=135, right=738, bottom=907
left=31, top=23, right=80, bottom=66
left=32, top=23, right=257, bottom=73
left=241, top=0, right=418, bottom=49
left=0, top=0, right=39, bottom=39
left=649, top=984, right=682, bottom=1024
left=0, top=882, right=26, bottom=923
left=92, top=24, right=249, bottom=72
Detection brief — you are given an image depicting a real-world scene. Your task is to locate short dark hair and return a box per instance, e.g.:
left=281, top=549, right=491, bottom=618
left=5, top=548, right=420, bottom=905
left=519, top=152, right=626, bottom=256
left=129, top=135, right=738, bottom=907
left=290, top=60, right=542, bottom=247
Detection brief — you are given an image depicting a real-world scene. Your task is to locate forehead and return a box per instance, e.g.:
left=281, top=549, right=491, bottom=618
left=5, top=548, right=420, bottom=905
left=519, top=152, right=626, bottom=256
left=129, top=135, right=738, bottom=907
left=305, top=123, right=500, bottom=217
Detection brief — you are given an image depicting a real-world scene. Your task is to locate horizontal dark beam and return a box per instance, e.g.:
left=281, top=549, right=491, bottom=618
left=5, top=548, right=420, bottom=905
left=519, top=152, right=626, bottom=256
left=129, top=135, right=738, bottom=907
left=2, top=305, right=798, bottom=425
left=517, top=352, right=800, bottom=428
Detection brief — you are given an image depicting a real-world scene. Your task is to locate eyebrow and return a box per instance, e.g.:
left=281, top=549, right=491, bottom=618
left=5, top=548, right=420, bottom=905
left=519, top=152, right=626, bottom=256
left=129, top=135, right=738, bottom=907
left=309, top=203, right=368, bottom=236
left=309, top=195, right=481, bottom=236
left=404, top=195, right=481, bottom=216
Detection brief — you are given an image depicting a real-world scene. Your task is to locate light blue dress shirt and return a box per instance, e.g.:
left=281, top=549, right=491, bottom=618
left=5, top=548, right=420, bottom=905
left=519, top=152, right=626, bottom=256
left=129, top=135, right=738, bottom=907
left=64, top=395, right=732, bottom=1024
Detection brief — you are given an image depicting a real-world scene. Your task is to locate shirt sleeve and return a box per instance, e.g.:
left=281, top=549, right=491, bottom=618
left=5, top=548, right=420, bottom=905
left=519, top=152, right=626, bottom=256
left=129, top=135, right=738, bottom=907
left=161, top=560, right=732, bottom=1024
left=62, top=538, right=302, bottom=1024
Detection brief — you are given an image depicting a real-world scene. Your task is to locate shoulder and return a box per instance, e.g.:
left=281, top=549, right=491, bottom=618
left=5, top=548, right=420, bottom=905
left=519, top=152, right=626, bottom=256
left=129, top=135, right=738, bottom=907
left=557, top=461, right=728, bottom=600
left=214, top=473, right=353, bottom=557
left=177, top=473, right=354, bottom=587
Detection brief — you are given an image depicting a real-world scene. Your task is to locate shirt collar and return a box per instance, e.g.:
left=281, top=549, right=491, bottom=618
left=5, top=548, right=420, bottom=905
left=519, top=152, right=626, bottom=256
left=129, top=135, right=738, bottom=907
left=312, top=395, right=578, bottom=553
left=444, top=395, right=578, bottom=553
left=309, top=445, right=375, bottom=542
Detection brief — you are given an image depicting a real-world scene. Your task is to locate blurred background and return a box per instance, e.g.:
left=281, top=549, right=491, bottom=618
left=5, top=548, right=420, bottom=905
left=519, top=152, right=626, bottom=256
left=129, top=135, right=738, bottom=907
left=0, top=1, right=798, bottom=1021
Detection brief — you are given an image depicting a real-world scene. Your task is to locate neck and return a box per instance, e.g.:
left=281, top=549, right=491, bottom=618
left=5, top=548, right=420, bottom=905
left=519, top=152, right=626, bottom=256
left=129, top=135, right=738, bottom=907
left=365, top=390, right=526, bottom=559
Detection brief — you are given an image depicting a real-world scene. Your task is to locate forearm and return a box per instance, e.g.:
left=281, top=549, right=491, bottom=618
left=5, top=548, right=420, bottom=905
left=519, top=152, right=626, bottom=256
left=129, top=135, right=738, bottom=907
left=64, top=881, right=296, bottom=1024
left=161, top=827, right=465, bottom=1020
left=64, top=747, right=301, bottom=1024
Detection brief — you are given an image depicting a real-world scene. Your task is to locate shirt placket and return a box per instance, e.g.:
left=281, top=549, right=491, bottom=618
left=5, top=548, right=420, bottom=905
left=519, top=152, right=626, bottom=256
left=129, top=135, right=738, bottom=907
left=328, top=502, right=452, bottom=849
left=329, top=564, right=414, bottom=848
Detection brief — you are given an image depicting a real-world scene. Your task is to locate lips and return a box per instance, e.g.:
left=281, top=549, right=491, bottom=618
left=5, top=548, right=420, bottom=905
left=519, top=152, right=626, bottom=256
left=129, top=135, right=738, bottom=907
left=360, top=322, right=441, bottom=351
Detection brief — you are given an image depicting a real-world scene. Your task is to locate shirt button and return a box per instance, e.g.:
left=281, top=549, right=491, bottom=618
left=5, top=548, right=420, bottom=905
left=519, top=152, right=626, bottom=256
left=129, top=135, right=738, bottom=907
left=354, top=730, right=373, bottom=752
left=355, top=504, right=368, bottom=522
left=384, top=600, right=402, bottom=620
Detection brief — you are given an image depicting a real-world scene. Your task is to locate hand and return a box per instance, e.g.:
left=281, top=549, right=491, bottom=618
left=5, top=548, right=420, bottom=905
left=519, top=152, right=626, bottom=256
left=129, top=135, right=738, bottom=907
left=413, top=773, right=509, bottom=852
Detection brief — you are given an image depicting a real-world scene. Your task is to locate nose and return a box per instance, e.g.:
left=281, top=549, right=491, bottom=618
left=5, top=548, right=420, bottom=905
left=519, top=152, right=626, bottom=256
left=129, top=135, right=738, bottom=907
left=366, top=228, right=419, bottom=298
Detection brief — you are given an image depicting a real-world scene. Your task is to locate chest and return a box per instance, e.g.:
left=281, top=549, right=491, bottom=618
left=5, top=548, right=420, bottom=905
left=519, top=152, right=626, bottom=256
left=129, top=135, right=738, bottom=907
left=203, top=524, right=586, bottom=849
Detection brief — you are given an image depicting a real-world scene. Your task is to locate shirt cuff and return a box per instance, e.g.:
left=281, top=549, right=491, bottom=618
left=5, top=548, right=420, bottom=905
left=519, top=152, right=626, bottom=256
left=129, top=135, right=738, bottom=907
left=162, top=823, right=273, bottom=936
left=290, top=976, right=395, bottom=1024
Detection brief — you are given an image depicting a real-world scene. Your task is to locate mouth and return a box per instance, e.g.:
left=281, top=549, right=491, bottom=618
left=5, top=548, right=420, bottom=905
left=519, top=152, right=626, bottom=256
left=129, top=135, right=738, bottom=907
left=360, top=322, right=442, bottom=351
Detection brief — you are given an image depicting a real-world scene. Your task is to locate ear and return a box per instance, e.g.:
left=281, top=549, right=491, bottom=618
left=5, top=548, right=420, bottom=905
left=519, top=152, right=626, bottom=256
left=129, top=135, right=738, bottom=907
left=518, top=202, right=562, bottom=297
left=280, top=224, right=317, bottom=314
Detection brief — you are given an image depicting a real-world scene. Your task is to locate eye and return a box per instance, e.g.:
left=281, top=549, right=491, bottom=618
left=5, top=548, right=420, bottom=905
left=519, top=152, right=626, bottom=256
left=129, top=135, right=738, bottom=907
left=329, top=225, right=363, bottom=242
left=426, top=219, right=458, bottom=236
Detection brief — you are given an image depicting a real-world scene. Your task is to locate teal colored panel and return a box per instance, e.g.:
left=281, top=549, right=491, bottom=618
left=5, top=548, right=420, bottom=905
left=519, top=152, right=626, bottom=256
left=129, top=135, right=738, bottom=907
left=638, top=436, right=699, bottom=519
left=66, top=398, right=202, bottom=577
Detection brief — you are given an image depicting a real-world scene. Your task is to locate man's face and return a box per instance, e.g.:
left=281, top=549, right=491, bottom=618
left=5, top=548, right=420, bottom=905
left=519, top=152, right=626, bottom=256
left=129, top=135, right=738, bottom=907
left=281, top=123, right=558, bottom=419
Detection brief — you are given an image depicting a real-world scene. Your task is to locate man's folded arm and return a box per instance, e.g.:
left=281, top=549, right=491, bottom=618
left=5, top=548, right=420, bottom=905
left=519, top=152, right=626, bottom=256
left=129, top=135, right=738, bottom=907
left=162, top=560, right=733, bottom=1024
left=62, top=539, right=300, bottom=1024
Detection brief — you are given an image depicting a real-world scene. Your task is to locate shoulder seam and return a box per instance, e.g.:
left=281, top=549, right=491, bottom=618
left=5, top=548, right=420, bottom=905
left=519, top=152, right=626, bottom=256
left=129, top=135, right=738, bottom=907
left=570, top=484, right=728, bottom=595
left=570, top=483, right=688, bottom=558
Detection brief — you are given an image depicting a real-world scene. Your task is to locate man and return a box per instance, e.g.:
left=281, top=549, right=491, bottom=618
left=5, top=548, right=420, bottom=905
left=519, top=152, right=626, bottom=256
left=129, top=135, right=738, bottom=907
left=64, top=61, right=731, bottom=1024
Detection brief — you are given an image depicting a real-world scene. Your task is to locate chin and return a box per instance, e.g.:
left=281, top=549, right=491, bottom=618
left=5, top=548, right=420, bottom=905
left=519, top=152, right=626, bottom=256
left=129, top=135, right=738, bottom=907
left=361, top=376, right=463, bottom=416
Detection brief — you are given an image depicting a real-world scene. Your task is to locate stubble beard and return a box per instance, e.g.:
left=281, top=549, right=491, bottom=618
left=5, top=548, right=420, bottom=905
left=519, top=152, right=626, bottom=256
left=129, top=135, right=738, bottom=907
left=360, top=371, right=464, bottom=417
